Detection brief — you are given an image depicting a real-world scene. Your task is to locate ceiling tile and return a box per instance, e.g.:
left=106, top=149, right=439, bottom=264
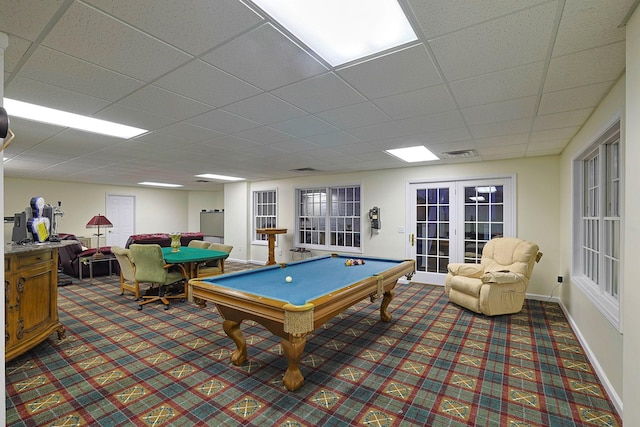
left=233, top=126, right=296, bottom=144
left=529, top=126, right=580, bottom=143
left=539, top=82, right=612, bottom=115
left=186, top=109, right=262, bottom=134
left=223, top=93, right=306, bottom=125
left=42, top=2, right=191, bottom=81
left=429, top=2, right=556, bottom=81
left=18, top=46, right=144, bottom=102
left=469, top=118, right=533, bottom=139
left=305, top=131, right=362, bottom=148
left=552, top=0, right=631, bottom=57
left=462, top=97, right=537, bottom=126
left=474, top=134, right=529, bottom=148
left=0, top=0, right=67, bottom=41
left=119, top=85, right=211, bottom=121
left=154, top=60, right=261, bottom=108
left=316, top=102, right=391, bottom=130
left=6, top=76, right=111, bottom=115
left=4, top=35, right=31, bottom=74
left=407, top=0, right=549, bottom=39
left=270, top=115, right=338, bottom=138
left=272, top=72, right=366, bottom=113
left=449, top=62, right=545, bottom=108
left=394, top=110, right=467, bottom=136
left=374, top=85, right=455, bottom=120
left=202, top=23, right=327, bottom=91
left=544, top=42, right=625, bottom=92
left=85, top=0, right=263, bottom=55
left=533, top=108, right=594, bottom=131
left=94, top=104, right=175, bottom=130
left=338, top=44, right=441, bottom=99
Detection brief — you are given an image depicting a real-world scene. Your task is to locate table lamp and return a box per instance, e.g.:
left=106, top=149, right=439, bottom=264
left=86, top=214, right=113, bottom=258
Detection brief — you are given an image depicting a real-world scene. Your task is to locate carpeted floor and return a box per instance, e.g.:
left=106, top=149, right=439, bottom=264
left=6, top=264, right=621, bottom=426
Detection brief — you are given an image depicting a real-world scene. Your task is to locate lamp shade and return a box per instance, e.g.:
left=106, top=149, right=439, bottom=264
left=86, top=214, right=113, bottom=228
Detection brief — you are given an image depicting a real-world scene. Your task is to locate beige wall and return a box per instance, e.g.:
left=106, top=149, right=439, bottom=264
left=187, top=190, right=224, bottom=232
left=623, top=5, right=640, bottom=424
left=558, top=76, right=626, bottom=410
left=239, top=155, right=560, bottom=297
left=4, top=178, right=221, bottom=242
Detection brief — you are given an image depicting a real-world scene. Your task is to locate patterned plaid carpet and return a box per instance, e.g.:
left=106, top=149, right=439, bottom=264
left=5, top=263, right=621, bottom=426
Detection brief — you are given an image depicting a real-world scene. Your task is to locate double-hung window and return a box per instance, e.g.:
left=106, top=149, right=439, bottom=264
left=296, top=185, right=361, bottom=251
left=253, top=190, right=277, bottom=242
left=574, top=120, right=621, bottom=329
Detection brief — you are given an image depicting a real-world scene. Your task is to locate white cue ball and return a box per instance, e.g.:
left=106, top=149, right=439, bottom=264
left=285, top=276, right=292, bottom=283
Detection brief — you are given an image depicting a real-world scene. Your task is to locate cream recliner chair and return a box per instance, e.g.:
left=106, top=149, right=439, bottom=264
left=445, top=237, right=542, bottom=316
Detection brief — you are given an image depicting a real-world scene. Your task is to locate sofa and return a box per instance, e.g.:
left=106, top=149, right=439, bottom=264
left=58, top=234, right=116, bottom=278
left=124, top=232, right=204, bottom=248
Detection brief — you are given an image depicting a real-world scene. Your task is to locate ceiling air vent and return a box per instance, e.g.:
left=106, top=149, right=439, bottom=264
left=440, top=149, right=478, bottom=159
left=195, top=179, right=211, bottom=183
left=291, top=167, right=321, bottom=172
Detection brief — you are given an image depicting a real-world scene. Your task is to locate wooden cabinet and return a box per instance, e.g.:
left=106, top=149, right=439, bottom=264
left=5, top=246, right=65, bottom=362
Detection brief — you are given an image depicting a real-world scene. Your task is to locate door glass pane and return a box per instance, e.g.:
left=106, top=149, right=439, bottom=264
left=416, top=187, right=450, bottom=273
left=464, top=184, right=504, bottom=263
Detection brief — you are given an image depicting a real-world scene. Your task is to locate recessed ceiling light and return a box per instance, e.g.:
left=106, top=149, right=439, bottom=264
left=385, top=146, right=439, bottom=163
left=252, top=0, right=417, bottom=66
left=4, top=98, right=147, bottom=139
left=195, top=174, right=245, bottom=181
left=138, top=182, right=183, bottom=188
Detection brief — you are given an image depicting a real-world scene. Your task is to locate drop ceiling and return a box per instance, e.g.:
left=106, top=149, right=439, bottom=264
left=1, top=0, right=637, bottom=190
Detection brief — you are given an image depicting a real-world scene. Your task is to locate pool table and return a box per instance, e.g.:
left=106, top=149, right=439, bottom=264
left=189, top=254, right=415, bottom=391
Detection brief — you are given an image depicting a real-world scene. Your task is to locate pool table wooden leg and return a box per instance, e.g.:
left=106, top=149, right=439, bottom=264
left=380, top=289, right=395, bottom=322
left=223, top=319, right=247, bottom=366
left=281, top=335, right=307, bottom=391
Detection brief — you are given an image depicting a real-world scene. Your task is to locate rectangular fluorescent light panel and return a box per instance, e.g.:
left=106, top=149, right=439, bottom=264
left=252, top=0, right=418, bottom=66
left=195, top=174, right=245, bottom=181
left=138, top=182, right=183, bottom=188
left=4, top=98, right=147, bottom=139
left=385, top=146, right=439, bottom=163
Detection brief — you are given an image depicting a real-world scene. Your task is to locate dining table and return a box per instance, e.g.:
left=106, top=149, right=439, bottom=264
left=161, top=246, right=229, bottom=279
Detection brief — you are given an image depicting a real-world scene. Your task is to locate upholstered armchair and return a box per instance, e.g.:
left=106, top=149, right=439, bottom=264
left=445, top=237, right=542, bottom=316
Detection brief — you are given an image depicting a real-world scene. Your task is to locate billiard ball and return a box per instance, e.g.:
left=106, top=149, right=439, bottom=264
left=285, top=276, right=292, bottom=283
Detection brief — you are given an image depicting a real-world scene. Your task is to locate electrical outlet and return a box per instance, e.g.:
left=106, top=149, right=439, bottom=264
left=557, top=275, right=563, bottom=284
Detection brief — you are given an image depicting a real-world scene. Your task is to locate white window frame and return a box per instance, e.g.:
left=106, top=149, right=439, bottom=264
left=572, top=119, right=622, bottom=330
left=295, top=184, right=362, bottom=253
left=252, top=189, right=278, bottom=245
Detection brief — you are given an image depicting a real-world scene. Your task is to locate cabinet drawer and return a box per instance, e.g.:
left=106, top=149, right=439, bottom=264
left=16, top=250, right=54, bottom=269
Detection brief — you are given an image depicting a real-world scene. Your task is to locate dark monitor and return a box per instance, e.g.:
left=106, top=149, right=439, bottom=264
left=11, top=212, right=29, bottom=243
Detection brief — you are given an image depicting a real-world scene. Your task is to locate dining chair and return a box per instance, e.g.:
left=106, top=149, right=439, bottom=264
left=111, top=246, right=140, bottom=300
left=187, top=240, right=211, bottom=249
left=129, top=244, right=188, bottom=310
left=196, top=243, right=233, bottom=277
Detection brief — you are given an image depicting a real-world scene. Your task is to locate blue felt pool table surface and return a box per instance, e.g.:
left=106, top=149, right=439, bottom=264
left=198, top=254, right=408, bottom=305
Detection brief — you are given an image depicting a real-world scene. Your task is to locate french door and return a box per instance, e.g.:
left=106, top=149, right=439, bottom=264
left=408, top=177, right=514, bottom=285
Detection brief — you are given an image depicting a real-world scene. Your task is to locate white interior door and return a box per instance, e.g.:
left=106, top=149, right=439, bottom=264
left=105, top=194, right=135, bottom=247
left=408, top=177, right=514, bottom=285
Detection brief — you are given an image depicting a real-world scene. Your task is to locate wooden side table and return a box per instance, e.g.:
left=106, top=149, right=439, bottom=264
left=256, top=228, right=287, bottom=265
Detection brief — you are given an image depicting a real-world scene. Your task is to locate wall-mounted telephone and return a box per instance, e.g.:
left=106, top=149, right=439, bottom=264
left=368, top=207, right=380, bottom=230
